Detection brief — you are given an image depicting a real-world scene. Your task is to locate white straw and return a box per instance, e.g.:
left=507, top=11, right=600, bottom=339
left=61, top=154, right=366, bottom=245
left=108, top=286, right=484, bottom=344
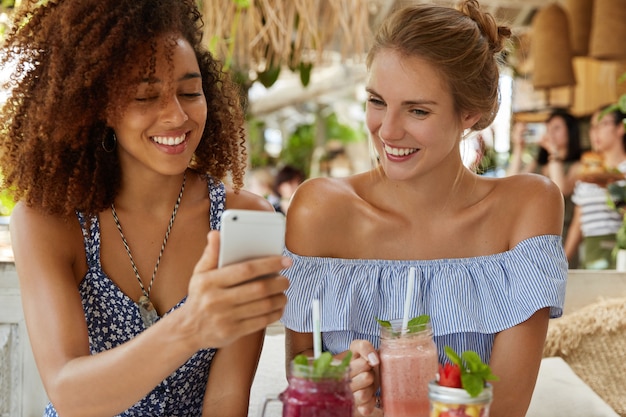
left=312, top=299, right=321, bottom=359
left=401, top=267, right=416, bottom=334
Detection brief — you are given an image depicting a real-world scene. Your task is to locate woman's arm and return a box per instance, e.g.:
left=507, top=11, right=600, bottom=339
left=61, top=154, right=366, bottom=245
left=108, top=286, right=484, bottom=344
left=202, top=330, right=265, bottom=417
left=488, top=308, right=550, bottom=417
left=507, top=123, right=537, bottom=176
left=12, top=203, right=289, bottom=417
left=564, top=205, right=583, bottom=262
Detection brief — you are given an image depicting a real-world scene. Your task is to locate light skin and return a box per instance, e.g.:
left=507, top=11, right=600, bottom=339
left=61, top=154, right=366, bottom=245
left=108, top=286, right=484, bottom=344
left=12, top=34, right=291, bottom=417
left=285, top=49, right=563, bottom=417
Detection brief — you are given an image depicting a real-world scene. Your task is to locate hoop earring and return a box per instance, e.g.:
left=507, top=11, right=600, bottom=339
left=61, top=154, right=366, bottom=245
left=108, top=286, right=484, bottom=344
left=102, top=132, right=117, bottom=153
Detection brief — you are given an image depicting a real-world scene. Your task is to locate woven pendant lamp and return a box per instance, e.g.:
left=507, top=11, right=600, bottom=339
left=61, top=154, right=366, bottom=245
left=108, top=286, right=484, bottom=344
left=565, top=0, right=594, bottom=56
left=589, top=0, right=626, bottom=60
left=532, top=3, right=576, bottom=89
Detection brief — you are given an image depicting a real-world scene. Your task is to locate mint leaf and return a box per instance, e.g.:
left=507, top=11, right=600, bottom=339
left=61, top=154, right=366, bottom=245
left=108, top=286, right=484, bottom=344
left=338, top=351, right=352, bottom=372
left=407, top=314, right=430, bottom=333
left=293, top=354, right=309, bottom=367
left=443, top=345, right=498, bottom=397
left=444, top=346, right=463, bottom=368
left=313, top=352, right=333, bottom=378
left=461, top=373, right=484, bottom=397
left=375, top=318, right=392, bottom=328
left=291, top=351, right=353, bottom=380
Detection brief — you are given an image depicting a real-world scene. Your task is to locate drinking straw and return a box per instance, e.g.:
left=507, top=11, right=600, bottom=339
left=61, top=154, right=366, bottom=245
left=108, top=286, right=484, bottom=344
left=401, top=267, right=416, bottom=334
left=313, top=299, right=322, bottom=359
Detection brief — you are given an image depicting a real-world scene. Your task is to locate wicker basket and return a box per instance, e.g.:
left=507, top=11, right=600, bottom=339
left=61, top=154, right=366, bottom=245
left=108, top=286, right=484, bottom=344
left=544, top=298, right=626, bottom=416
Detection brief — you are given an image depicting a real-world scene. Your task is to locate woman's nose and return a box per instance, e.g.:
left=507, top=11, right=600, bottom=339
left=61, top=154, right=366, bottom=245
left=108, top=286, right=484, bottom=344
left=161, top=96, right=189, bottom=125
left=378, top=112, right=403, bottom=142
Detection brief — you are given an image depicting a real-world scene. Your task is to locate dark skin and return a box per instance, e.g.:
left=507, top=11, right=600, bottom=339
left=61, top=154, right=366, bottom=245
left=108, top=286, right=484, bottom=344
left=12, top=34, right=291, bottom=417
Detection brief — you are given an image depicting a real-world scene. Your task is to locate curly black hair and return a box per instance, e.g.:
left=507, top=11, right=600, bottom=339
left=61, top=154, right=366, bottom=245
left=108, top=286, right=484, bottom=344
left=0, top=0, right=247, bottom=217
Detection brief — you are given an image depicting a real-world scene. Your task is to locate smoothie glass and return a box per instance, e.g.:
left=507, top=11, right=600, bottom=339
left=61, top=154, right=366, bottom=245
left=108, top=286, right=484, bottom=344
left=260, top=357, right=354, bottom=417
left=379, top=319, right=438, bottom=417
left=429, top=381, right=493, bottom=417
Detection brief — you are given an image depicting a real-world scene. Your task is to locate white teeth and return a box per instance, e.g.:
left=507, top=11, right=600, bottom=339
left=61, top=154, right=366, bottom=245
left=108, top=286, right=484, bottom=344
left=152, top=133, right=186, bottom=146
left=384, top=143, right=418, bottom=156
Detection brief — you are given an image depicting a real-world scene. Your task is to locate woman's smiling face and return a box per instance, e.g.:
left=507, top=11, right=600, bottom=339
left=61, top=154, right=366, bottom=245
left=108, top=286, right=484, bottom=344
left=365, top=49, right=476, bottom=181
left=108, top=33, right=207, bottom=176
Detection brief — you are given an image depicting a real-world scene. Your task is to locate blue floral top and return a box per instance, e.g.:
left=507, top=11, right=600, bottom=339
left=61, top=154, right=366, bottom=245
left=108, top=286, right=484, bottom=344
left=44, top=177, right=226, bottom=417
left=281, top=235, right=567, bottom=365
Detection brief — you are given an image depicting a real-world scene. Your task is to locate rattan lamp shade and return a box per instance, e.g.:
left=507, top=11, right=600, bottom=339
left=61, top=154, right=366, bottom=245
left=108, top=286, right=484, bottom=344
left=565, top=0, right=594, bottom=56
left=532, top=3, right=576, bottom=89
left=589, top=0, right=626, bottom=60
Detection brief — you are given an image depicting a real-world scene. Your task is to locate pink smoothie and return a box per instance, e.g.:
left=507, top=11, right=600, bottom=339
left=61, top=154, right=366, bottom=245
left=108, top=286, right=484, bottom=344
left=380, top=331, right=438, bottom=417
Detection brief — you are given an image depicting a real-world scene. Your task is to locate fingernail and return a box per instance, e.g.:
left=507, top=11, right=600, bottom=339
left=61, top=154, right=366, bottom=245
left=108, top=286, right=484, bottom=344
left=281, top=257, right=293, bottom=268
left=368, top=352, right=379, bottom=366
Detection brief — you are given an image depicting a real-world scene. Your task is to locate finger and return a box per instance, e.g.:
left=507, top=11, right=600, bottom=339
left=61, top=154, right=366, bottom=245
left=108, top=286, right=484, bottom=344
left=230, top=291, right=288, bottom=320
left=350, top=366, right=376, bottom=393
left=192, top=231, right=220, bottom=274
left=224, top=306, right=286, bottom=342
left=219, top=256, right=292, bottom=288
left=357, top=400, right=377, bottom=416
left=354, top=388, right=377, bottom=415
left=349, top=339, right=380, bottom=366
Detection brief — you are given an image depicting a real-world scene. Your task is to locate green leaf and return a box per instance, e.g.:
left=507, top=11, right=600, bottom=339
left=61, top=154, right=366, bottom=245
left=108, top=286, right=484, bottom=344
left=407, top=314, right=430, bottom=333
left=444, top=346, right=463, bottom=368
left=299, top=62, right=313, bottom=87
left=257, top=65, right=281, bottom=88
left=443, top=345, right=498, bottom=397
left=461, top=373, right=484, bottom=397
left=461, top=351, right=483, bottom=373
left=293, top=354, right=309, bottom=367
left=336, top=351, right=353, bottom=375
left=232, top=0, right=250, bottom=7
left=313, top=352, right=333, bottom=378
left=375, top=318, right=392, bottom=328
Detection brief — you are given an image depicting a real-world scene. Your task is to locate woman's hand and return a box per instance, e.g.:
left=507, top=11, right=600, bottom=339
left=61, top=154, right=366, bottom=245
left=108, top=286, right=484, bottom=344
left=348, top=339, right=381, bottom=416
left=185, top=230, right=291, bottom=349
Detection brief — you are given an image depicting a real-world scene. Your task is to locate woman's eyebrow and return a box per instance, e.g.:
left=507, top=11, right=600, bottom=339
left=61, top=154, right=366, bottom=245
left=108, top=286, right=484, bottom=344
left=140, top=72, right=202, bottom=83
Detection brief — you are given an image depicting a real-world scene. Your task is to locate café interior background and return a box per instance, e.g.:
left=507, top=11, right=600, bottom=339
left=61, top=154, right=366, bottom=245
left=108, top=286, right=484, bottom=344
left=1, top=0, right=626, bottom=184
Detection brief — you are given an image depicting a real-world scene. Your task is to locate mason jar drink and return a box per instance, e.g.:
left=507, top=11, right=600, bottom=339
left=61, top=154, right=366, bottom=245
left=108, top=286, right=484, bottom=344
left=379, top=319, right=438, bottom=417
left=261, top=357, right=354, bottom=417
left=429, top=381, right=493, bottom=417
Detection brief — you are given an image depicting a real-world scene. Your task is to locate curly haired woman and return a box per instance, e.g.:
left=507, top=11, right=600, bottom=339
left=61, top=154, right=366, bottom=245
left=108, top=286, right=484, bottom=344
left=0, top=0, right=290, bottom=416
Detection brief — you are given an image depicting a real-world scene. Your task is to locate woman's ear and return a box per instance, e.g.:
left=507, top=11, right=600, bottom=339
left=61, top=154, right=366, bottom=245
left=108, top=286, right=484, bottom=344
left=461, top=112, right=482, bottom=130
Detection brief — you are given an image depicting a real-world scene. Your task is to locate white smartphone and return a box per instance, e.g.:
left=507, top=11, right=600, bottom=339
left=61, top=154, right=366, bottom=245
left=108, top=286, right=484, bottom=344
left=218, top=209, right=286, bottom=268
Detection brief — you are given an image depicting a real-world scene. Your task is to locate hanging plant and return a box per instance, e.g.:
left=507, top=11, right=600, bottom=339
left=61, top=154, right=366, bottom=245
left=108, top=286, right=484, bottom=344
left=203, top=0, right=371, bottom=89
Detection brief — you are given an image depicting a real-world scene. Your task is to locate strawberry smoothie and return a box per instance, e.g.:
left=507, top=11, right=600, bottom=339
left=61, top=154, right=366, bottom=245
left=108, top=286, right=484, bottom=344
left=379, top=323, right=438, bottom=417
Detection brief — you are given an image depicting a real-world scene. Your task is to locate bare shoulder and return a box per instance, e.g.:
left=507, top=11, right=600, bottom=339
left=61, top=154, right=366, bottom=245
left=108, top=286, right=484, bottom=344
left=225, top=186, right=274, bottom=212
left=285, top=176, right=359, bottom=255
left=10, top=202, right=84, bottom=279
left=494, top=173, right=564, bottom=240
left=498, top=173, right=562, bottom=199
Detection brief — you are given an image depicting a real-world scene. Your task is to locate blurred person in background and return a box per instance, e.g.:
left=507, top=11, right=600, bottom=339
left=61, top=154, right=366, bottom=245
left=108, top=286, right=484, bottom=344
left=508, top=109, right=583, bottom=267
left=565, top=105, right=626, bottom=269
left=272, top=165, right=305, bottom=215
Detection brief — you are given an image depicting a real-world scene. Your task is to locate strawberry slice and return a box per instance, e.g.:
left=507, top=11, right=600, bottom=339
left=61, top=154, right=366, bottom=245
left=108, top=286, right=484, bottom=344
left=438, top=363, right=462, bottom=388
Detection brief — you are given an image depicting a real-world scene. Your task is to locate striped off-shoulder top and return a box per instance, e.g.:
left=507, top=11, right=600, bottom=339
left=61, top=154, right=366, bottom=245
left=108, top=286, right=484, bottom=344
left=281, top=234, right=567, bottom=365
